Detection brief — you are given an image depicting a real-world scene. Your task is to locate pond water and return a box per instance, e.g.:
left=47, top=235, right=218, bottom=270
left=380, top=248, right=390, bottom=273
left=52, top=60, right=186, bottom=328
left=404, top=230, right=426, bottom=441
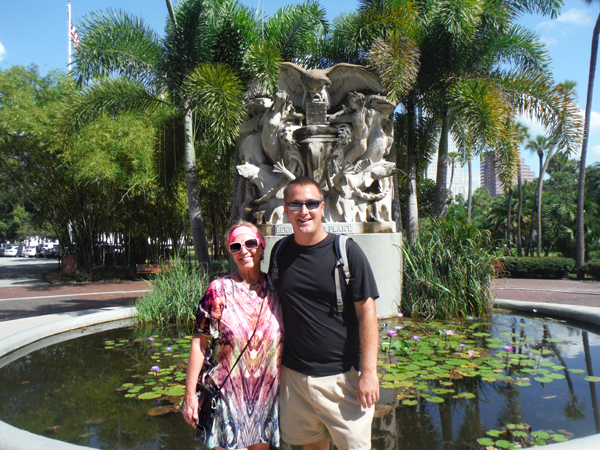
left=0, top=311, right=599, bottom=450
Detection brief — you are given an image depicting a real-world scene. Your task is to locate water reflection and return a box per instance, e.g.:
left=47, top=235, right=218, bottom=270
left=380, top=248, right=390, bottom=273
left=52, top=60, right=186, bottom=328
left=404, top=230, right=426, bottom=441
left=0, top=312, right=599, bottom=449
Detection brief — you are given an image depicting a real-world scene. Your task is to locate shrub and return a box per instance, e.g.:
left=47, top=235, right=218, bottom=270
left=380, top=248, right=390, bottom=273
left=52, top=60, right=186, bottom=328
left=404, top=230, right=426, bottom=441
left=582, top=259, right=600, bottom=280
left=503, top=257, right=575, bottom=279
left=402, top=220, right=497, bottom=320
left=135, top=256, right=210, bottom=325
left=62, top=265, right=137, bottom=282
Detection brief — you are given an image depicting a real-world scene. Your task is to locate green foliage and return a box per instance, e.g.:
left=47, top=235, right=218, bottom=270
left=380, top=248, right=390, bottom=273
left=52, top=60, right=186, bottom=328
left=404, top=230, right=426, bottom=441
left=503, top=257, right=575, bottom=278
left=582, top=259, right=600, bottom=280
left=135, top=256, right=209, bottom=325
left=62, top=265, right=137, bottom=282
left=401, top=219, right=496, bottom=319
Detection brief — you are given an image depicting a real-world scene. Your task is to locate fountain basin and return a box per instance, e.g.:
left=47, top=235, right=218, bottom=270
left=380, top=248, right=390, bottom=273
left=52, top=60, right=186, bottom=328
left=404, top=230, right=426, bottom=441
left=0, top=303, right=599, bottom=449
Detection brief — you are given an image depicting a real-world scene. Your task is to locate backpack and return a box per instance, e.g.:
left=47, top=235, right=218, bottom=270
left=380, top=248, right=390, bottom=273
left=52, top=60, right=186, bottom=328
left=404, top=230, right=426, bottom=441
left=269, top=234, right=351, bottom=313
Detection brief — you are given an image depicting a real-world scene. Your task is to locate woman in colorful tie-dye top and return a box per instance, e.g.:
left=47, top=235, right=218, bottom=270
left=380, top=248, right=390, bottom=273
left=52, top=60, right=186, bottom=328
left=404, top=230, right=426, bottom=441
left=182, top=221, right=283, bottom=450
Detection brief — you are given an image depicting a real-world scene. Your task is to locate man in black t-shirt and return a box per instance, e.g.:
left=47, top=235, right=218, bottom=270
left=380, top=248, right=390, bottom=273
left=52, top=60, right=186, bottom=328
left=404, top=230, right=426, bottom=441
left=270, top=176, right=379, bottom=450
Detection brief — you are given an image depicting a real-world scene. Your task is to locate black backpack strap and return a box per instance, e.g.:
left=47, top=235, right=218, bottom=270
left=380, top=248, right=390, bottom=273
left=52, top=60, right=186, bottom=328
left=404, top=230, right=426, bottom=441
left=333, top=235, right=351, bottom=313
left=269, top=234, right=295, bottom=284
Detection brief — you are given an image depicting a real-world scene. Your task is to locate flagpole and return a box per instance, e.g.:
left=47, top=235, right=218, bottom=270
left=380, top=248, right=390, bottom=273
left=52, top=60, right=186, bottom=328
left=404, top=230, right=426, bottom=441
left=67, top=0, right=72, bottom=68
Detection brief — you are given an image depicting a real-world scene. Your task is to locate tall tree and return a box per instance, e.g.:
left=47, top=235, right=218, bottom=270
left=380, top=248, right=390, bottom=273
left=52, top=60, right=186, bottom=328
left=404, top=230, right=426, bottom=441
left=525, top=134, right=552, bottom=257
left=66, top=0, right=327, bottom=271
left=576, top=0, right=600, bottom=275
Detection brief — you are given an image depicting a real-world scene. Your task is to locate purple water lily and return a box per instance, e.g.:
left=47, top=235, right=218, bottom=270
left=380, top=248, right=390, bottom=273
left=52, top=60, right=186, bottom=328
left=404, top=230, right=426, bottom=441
left=412, top=335, right=420, bottom=341
left=166, top=347, right=172, bottom=352
left=148, top=337, right=155, bottom=342
left=151, top=365, right=160, bottom=373
left=386, top=330, right=397, bottom=337
left=460, top=343, right=466, bottom=349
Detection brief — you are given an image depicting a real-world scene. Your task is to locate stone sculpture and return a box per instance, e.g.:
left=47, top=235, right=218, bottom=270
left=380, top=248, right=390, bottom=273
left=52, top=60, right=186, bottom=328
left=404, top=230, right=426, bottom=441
left=235, top=62, right=397, bottom=232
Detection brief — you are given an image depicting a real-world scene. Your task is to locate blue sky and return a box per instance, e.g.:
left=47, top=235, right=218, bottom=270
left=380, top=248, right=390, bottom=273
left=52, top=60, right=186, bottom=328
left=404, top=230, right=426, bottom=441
left=1, top=0, right=599, bottom=188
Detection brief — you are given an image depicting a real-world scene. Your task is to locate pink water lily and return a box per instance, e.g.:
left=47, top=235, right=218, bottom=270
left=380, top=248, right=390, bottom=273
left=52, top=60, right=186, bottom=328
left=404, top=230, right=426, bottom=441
left=413, top=335, right=420, bottom=341
left=148, top=337, right=155, bottom=342
left=504, top=345, right=513, bottom=352
left=386, top=330, right=397, bottom=337
left=468, top=350, right=475, bottom=357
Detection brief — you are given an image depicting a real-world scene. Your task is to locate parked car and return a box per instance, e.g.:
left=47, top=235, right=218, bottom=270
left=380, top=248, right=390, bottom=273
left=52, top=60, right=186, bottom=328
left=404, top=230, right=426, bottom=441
left=43, top=247, right=59, bottom=258
left=0, top=243, right=8, bottom=257
left=16, top=246, right=25, bottom=257
left=36, top=243, right=55, bottom=258
left=4, top=245, right=18, bottom=257
left=22, top=246, right=37, bottom=258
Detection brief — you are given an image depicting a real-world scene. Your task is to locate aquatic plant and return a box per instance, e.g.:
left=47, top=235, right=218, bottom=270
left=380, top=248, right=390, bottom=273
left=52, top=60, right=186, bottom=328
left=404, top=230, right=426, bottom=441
left=135, top=255, right=209, bottom=325
left=401, top=220, right=497, bottom=319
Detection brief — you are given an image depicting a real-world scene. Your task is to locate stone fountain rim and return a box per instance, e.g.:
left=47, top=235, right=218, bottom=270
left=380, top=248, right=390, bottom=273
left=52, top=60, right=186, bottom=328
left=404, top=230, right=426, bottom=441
left=0, top=303, right=599, bottom=450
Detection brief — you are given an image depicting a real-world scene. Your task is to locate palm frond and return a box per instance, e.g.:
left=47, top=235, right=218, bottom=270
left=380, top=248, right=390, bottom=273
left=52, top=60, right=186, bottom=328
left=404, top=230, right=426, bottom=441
left=367, top=32, right=421, bottom=103
left=185, top=63, right=245, bottom=153
left=264, top=0, right=329, bottom=62
left=243, top=40, right=283, bottom=98
left=60, top=77, right=172, bottom=136
left=73, top=9, right=163, bottom=88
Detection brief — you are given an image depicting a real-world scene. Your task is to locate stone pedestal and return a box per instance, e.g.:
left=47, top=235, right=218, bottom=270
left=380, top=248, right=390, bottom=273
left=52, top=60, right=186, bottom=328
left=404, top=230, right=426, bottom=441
left=261, top=232, right=402, bottom=317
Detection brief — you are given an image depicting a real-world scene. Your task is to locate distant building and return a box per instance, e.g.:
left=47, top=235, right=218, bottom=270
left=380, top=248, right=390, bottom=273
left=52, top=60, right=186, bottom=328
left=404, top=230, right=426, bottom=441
left=480, top=152, right=536, bottom=197
left=425, top=140, right=468, bottom=200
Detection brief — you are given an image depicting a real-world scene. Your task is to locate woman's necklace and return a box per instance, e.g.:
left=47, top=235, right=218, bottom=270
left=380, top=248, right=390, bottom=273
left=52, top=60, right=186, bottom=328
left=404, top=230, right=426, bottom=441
left=237, top=272, right=264, bottom=291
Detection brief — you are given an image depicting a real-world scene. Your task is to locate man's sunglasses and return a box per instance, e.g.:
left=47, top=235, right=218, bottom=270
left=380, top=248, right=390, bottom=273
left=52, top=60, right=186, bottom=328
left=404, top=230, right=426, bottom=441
left=285, top=200, right=323, bottom=211
left=229, top=238, right=260, bottom=254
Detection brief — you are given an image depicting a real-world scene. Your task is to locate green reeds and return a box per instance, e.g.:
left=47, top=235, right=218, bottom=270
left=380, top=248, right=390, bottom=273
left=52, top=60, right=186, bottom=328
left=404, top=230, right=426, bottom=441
left=135, top=255, right=209, bottom=325
left=401, top=220, right=497, bottom=319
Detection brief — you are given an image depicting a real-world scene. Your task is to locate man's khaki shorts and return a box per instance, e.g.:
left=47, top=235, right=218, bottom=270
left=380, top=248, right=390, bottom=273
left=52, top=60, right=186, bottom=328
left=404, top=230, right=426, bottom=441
left=280, top=365, right=374, bottom=450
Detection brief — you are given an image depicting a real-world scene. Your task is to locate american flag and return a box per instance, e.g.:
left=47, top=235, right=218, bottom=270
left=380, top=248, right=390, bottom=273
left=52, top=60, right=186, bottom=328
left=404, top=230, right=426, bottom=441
left=70, top=23, right=79, bottom=49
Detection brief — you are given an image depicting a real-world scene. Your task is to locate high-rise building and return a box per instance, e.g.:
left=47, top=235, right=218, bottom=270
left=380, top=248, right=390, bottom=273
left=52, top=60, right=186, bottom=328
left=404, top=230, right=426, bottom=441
left=480, top=152, right=536, bottom=197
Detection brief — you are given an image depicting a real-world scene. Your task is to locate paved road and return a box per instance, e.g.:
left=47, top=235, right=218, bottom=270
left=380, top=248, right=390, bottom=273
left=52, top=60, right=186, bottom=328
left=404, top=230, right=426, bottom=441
left=0, top=256, right=58, bottom=287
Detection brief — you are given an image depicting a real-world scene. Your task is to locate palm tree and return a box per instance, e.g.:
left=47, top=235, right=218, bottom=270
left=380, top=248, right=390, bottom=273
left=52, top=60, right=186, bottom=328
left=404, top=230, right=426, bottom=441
left=525, top=134, right=551, bottom=257
left=524, top=81, right=580, bottom=257
left=447, top=151, right=459, bottom=199
left=65, top=0, right=327, bottom=270
left=419, top=0, right=579, bottom=219
left=576, top=0, right=600, bottom=276
left=514, top=123, right=530, bottom=256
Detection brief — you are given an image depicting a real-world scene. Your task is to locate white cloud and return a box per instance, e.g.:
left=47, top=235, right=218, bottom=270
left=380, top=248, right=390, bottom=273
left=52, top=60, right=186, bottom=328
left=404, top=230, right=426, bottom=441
left=0, top=41, right=6, bottom=62
left=536, top=8, right=592, bottom=31
left=590, top=143, right=600, bottom=157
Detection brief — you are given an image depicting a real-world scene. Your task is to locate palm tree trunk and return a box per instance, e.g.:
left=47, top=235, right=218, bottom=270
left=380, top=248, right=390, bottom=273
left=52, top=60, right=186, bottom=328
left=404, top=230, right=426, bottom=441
left=537, top=145, right=555, bottom=257
left=467, top=159, right=473, bottom=222
left=406, top=102, right=419, bottom=244
left=506, top=187, right=513, bottom=256
left=433, top=108, right=450, bottom=218
left=448, top=160, right=455, bottom=198
left=184, top=108, right=213, bottom=273
left=517, top=163, right=523, bottom=257
left=577, top=12, right=600, bottom=277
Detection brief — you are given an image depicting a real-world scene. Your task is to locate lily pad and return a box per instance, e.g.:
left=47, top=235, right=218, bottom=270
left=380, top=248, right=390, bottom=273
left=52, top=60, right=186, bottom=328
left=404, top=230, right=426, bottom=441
left=476, top=438, right=495, bottom=445
left=426, top=396, right=444, bottom=403
left=568, top=368, right=586, bottom=374
left=551, top=434, right=568, bottom=442
left=584, top=376, right=600, bottom=382
left=486, top=429, right=502, bottom=437
left=495, top=439, right=515, bottom=449
left=138, top=392, right=162, bottom=400
left=402, top=399, right=418, bottom=406
left=456, top=392, right=475, bottom=399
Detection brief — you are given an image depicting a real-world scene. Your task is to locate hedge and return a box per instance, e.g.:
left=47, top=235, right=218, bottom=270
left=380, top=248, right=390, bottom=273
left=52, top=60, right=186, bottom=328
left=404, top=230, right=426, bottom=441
left=582, top=259, right=600, bottom=280
left=503, top=257, right=575, bottom=279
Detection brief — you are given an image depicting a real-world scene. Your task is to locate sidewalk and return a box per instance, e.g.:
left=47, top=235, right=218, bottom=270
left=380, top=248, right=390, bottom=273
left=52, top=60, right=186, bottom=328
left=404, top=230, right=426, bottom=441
left=1, top=277, right=599, bottom=324
left=492, top=278, right=600, bottom=308
left=0, top=280, right=150, bottom=322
